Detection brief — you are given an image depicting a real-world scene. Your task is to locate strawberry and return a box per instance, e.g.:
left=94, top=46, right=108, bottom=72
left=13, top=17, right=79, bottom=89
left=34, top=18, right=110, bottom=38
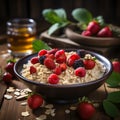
left=53, top=66, right=62, bottom=75
left=86, top=21, right=100, bottom=35
left=112, top=60, right=120, bottom=73
left=5, top=62, right=15, bottom=77
left=77, top=100, right=96, bottom=120
left=48, top=73, right=59, bottom=84
left=2, top=72, right=13, bottom=83
left=81, top=30, right=92, bottom=36
left=38, top=49, right=47, bottom=56
left=30, top=57, right=39, bottom=64
left=84, top=59, right=95, bottom=69
left=97, top=26, right=112, bottom=37
left=44, top=58, right=56, bottom=69
left=67, top=54, right=80, bottom=66
left=59, top=63, right=67, bottom=71
left=27, top=94, right=44, bottom=110
left=30, top=66, right=37, bottom=74
left=74, top=67, right=86, bottom=77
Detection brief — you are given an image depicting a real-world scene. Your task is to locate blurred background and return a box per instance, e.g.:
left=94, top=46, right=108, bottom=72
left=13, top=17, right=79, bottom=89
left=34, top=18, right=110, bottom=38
left=0, top=0, right=120, bottom=36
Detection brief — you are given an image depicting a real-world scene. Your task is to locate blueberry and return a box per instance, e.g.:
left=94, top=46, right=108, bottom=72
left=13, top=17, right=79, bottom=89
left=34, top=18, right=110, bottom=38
left=39, top=55, right=46, bottom=64
left=73, top=59, right=84, bottom=69
left=77, top=49, right=86, bottom=58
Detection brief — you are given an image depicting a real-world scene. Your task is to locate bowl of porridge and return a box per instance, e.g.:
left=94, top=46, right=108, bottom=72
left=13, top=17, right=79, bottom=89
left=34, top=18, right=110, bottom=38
left=14, top=48, right=112, bottom=103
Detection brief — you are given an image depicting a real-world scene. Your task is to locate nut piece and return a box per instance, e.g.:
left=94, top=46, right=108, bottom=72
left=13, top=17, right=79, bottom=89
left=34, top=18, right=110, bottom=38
left=21, top=111, right=30, bottom=117
left=4, top=94, right=13, bottom=100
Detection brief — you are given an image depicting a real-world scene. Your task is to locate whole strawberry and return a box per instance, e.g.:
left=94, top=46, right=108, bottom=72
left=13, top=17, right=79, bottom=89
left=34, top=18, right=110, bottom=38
left=86, top=21, right=100, bottom=35
left=97, top=26, right=112, bottom=37
left=77, top=97, right=96, bottom=120
left=2, top=72, right=13, bottom=84
left=27, top=94, right=44, bottom=110
left=112, top=60, right=120, bottom=73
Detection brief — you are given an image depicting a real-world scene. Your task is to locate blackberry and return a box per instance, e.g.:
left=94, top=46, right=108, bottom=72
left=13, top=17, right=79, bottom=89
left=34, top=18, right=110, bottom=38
left=73, top=59, right=84, bottom=69
left=39, top=55, right=46, bottom=64
left=77, top=49, right=86, bottom=58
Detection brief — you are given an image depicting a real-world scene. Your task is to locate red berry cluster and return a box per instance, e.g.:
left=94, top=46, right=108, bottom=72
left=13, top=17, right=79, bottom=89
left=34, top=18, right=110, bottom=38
left=2, top=59, right=16, bottom=84
left=30, top=49, right=96, bottom=85
left=81, top=21, right=112, bottom=37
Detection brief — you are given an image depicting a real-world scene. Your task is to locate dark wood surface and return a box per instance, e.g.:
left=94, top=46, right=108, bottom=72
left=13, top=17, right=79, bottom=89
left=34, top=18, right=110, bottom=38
left=0, top=44, right=120, bottom=120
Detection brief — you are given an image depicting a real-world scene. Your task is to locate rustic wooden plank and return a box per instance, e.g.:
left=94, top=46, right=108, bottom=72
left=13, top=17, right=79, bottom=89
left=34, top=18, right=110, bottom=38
left=0, top=81, right=7, bottom=108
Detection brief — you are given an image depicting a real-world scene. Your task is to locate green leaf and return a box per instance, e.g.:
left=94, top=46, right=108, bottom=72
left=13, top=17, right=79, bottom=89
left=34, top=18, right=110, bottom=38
left=42, top=8, right=68, bottom=24
left=54, top=9, right=67, bottom=21
left=94, top=16, right=106, bottom=27
left=48, top=22, right=69, bottom=35
left=72, top=8, right=93, bottom=24
left=32, top=40, right=51, bottom=52
left=106, top=72, right=120, bottom=87
left=103, top=100, right=120, bottom=118
left=107, top=91, right=120, bottom=103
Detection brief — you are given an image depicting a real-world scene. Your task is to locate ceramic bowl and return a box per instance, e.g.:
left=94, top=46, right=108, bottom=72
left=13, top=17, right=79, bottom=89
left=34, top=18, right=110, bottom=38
left=14, top=49, right=112, bottom=103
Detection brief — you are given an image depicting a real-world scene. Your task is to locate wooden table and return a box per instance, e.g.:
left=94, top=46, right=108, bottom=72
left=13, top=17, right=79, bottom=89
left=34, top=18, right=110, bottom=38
left=0, top=43, right=120, bottom=120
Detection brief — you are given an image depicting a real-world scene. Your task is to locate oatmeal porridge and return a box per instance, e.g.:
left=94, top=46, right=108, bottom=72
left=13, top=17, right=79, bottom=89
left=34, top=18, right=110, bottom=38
left=21, top=49, right=106, bottom=85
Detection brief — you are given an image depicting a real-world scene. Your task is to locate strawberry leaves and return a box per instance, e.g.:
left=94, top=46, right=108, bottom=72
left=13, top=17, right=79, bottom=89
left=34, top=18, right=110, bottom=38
left=103, top=91, right=120, bottom=118
left=106, top=71, right=120, bottom=87
left=32, top=40, right=51, bottom=52
left=103, top=70, right=120, bottom=118
left=42, top=8, right=70, bottom=35
left=103, top=100, right=120, bottom=118
left=72, top=8, right=93, bottom=25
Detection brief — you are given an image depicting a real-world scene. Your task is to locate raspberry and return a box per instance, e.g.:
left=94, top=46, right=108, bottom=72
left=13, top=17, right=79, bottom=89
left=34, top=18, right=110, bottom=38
left=46, top=54, right=55, bottom=60
left=44, top=58, right=56, bottom=69
left=73, top=59, right=84, bottom=69
left=55, top=49, right=65, bottom=58
left=38, top=49, right=47, bottom=56
left=39, top=55, right=46, bottom=64
left=84, top=59, right=95, bottom=69
left=53, top=66, right=62, bottom=75
left=30, top=66, right=37, bottom=74
left=55, top=50, right=66, bottom=63
left=31, top=57, right=39, bottom=64
left=59, top=63, right=67, bottom=71
left=2, top=72, right=13, bottom=83
left=48, top=73, right=59, bottom=84
left=67, top=54, right=80, bottom=66
left=74, top=67, right=86, bottom=77
left=56, top=55, right=66, bottom=64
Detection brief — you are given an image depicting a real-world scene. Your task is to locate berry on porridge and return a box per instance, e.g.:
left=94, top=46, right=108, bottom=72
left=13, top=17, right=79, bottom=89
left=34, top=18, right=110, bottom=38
left=21, top=49, right=106, bottom=85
